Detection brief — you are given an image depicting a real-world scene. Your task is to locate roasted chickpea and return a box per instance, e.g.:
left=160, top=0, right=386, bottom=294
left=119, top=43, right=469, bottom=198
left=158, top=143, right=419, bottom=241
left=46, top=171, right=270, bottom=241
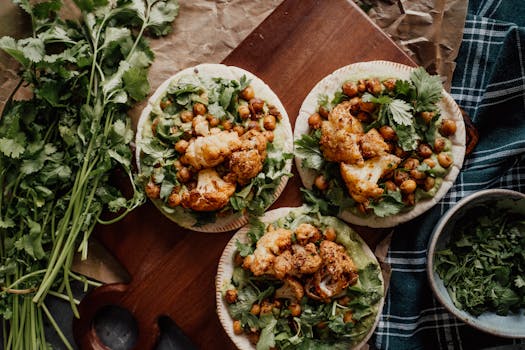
left=394, top=145, right=408, bottom=158
left=208, top=115, right=220, bottom=127
left=268, top=104, right=280, bottom=117
left=318, top=105, right=330, bottom=119
left=193, top=102, right=207, bottom=116
left=175, top=139, right=189, bottom=153
left=342, top=81, right=358, bottom=97
left=233, top=125, right=245, bottom=136
left=434, top=137, right=446, bottom=153
left=418, top=143, right=433, bottom=158
left=159, top=98, right=172, bottom=110
left=151, top=117, right=160, bottom=135
left=379, top=125, right=396, bottom=141
left=324, top=227, right=336, bottom=241
left=384, top=180, right=397, bottom=192
left=424, top=176, right=436, bottom=191
left=167, top=192, right=181, bottom=207
left=145, top=181, right=160, bottom=199
left=240, top=85, right=255, bottom=101
left=423, top=158, right=436, bottom=168
left=180, top=110, right=193, bottom=123
left=420, top=111, right=435, bottom=124
left=383, top=78, right=397, bottom=91
left=439, top=119, right=457, bottom=136
left=225, top=289, right=238, bottom=304
left=400, top=179, right=417, bottom=194
left=404, top=193, right=416, bottom=206
left=250, top=304, right=261, bottom=315
left=260, top=300, right=273, bottom=315
left=308, top=112, right=323, bottom=129
left=357, top=79, right=366, bottom=92
left=403, top=158, right=420, bottom=170
left=233, top=320, right=243, bottom=335
left=238, top=105, right=251, bottom=120
left=394, top=170, right=410, bottom=186
left=249, top=98, right=265, bottom=114
left=263, top=114, right=277, bottom=131
left=356, top=111, right=371, bottom=122
left=338, top=296, right=351, bottom=306
left=221, top=119, right=233, bottom=130
left=359, top=101, right=376, bottom=113
left=177, top=167, right=192, bottom=183
left=173, top=160, right=183, bottom=170
left=273, top=300, right=282, bottom=309
left=410, top=169, right=426, bottom=180
left=289, top=303, right=301, bottom=317
left=349, top=97, right=361, bottom=113
left=263, top=130, right=274, bottom=142
left=437, top=152, right=453, bottom=168
left=343, top=310, right=354, bottom=324
left=366, top=78, right=382, bottom=95
left=314, top=174, right=329, bottom=191
left=247, top=120, right=261, bottom=131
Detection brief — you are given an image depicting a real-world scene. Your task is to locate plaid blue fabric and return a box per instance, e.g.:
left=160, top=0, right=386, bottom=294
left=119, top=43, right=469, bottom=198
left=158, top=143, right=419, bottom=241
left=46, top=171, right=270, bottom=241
left=373, top=1, right=525, bottom=349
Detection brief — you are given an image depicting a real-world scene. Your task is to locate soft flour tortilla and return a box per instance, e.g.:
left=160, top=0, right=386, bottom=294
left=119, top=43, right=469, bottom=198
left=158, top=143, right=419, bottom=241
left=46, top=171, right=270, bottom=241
left=136, top=63, right=293, bottom=232
left=294, top=61, right=466, bottom=228
left=215, top=206, right=385, bottom=350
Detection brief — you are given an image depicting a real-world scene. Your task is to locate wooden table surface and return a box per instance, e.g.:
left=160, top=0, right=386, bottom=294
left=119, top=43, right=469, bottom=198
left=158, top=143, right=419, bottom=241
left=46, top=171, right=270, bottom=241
left=73, top=0, right=414, bottom=349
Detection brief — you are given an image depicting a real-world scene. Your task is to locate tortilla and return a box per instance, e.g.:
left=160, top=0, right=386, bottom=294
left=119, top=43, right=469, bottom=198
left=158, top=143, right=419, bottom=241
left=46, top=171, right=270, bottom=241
left=294, top=61, right=466, bottom=228
left=136, top=64, right=293, bottom=232
left=215, top=206, right=385, bottom=349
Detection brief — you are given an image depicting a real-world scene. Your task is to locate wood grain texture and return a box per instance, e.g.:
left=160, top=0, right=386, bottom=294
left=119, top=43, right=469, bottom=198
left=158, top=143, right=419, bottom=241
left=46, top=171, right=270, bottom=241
left=73, top=0, right=414, bottom=349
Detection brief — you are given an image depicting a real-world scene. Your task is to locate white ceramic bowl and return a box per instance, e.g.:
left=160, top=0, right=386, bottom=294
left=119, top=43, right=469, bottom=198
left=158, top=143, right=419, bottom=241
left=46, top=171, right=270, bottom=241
left=427, top=189, right=525, bottom=338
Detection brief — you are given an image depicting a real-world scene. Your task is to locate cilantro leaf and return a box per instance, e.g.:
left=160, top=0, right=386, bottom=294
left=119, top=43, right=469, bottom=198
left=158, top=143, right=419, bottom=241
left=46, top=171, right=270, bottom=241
left=369, top=190, right=405, bottom=217
left=410, top=67, right=443, bottom=112
left=123, top=66, right=150, bottom=101
left=0, top=137, right=25, bottom=158
left=388, top=99, right=413, bottom=126
left=294, top=131, right=324, bottom=171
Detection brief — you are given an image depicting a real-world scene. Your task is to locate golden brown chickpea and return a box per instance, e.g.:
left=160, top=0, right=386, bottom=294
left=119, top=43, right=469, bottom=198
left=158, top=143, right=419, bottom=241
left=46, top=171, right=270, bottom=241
left=167, top=192, right=181, bottom=208
left=314, top=174, right=329, bottom=191
left=379, top=125, right=396, bottom=141
left=410, top=169, right=427, bottom=180
left=324, top=227, right=337, bottom=241
left=238, top=105, right=251, bottom=120
left=263, top=130, right=274, bottom=142
left=159, top=99, right=172, bottom=110
left=423, top=158, right=436, bottom=168
left=225, top=289, right=238, bottom=304
left=383, top=78, right=397, bottom=91
left=151, top=117, right=160, bottom=136
left=384, top=180, right=397, bottom=192
left=400, top=179, right=417, bottom=194
left=357, top=79, right=366, bottom=92
left=233, top=125, right=245, bottom=136
left=394, top=146, right=408, bottom=158
left=338, top=296, right=351, bottom=306
left=268, top=104, right=280, bottom=116
left=356, top=111, right=371, bottom=122
left=174, top=139, right=189, bottom=153
left=173, top=160, right=183, bottom=170
left=394, top=170, right=410, bottom=186
left=424, top=176, right=436, bottom=191
left=177, top=167, right=192, bottom=183
left=273, top=300, right=282, bottom=309
left=221, top=119, right=233, bottom=130
left=403, top=158, right=420, bottom=170
left=233, top=252, right=244, bottom=267
left=434, top=137, right=446, bottom=153
left=418, top=143, right=433, bottom=158
left=404, top=193, right=416, bottom=206
left=263, top=114, right=277, bottom=131
left=343, top=310, right=354, bottom=324
left=308, top=112, right=323, bottom=129
left=260, top=300, right=273, bottom=315
left=207, top=115, right=220, bottom=127
left=250, top=304, right=261, bottom=316
left=233, top=320, right=243, bottom=335
left=318, top=105, right=330, bottom=119
left=249, top=98, right=265, bottom=114
left=193, top=102, right=207, bottom=116
left=359, top=101, right=376, bottom=113
left=342, top=81, right=358, bottom=97
left=247, top=120, right=261, bottom=131
left=180, top=110, right=193, bottom=123
left=366, top=78, right=382, bottom=95
left=289, top=303, right=301, bottom=317
left=437, top=152, right=453, bottom=168
left=420, top=111, right=435, bottom=124
left=145, top=181, right=160, bottom=199
left=349, top=97, right=361, bottom=113
left=439, top=119, right=457, bottom=136
left=240, top=85, right=255, bottom=101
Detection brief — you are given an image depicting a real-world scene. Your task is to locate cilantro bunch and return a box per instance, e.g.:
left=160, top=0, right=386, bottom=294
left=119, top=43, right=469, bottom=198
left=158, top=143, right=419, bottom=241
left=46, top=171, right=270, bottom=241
left=0, top=0, right=177, bottom=348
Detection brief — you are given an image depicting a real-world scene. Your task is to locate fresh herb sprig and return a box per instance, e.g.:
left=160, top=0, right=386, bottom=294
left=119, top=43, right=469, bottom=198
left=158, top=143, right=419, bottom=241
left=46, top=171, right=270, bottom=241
left=435, top=203, right=525, bottom=316
left=0, top=0, right=178, bottom=348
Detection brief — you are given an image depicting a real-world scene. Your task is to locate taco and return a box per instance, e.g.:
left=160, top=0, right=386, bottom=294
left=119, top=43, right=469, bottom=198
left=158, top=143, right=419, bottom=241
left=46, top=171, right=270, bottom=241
left=294, top=61, right=466, bottom=228
left=216, top=206, right=384, bottom=349
left=136, top=64, right=293, bottom=232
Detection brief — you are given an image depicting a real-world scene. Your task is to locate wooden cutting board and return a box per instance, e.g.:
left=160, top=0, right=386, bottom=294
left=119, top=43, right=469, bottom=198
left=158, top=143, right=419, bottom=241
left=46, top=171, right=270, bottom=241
left=73, top=0, right=414, bottom=349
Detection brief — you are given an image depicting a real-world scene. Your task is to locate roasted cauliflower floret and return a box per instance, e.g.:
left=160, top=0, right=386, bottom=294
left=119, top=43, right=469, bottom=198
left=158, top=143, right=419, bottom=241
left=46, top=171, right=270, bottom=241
left=183, top=130, right=241, bottom=169
left=243, top=228, right=293, bottom=276
left=360, top=128, right=389, bottom=159
left=340, top=153, right=401, bottom=203
left=274, top=250, right=293, bottom=279
left=228, top=149, right=264, bottom=185
left=292, top=243, right=323, bottom=275
left=180, top=168, right=235, bottom=211
left=295, top=223, right=322, bottom=246
left=240, top=129, right=268, bottom=157
left=327, top=101, right=364, bottom=134
left=192, top=115, right=209, bottom=136
left=275, top=276, right=304, bottom=301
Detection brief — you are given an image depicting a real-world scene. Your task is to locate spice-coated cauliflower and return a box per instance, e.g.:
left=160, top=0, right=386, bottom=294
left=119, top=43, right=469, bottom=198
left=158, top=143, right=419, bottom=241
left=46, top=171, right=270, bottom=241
left=181, top=168, right=236, bottom=211
left=182, top=130, right=241, bottom=170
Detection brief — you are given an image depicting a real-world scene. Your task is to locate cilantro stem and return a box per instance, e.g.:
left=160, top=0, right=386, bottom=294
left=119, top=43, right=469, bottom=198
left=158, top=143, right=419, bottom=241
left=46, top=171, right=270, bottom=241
left=42, top=302, right=74, bottom=350
left=0, top=269, right=46, bottom=295
left=48, top=290, right=80, bottom=305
